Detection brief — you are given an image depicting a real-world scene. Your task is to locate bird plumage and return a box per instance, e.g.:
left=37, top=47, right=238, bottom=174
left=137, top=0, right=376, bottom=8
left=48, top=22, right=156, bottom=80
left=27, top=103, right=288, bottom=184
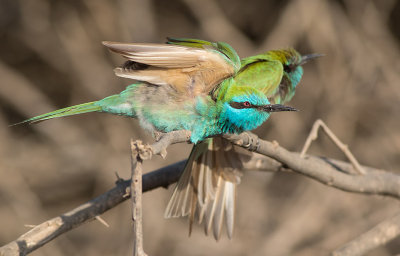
left=172, top=46, right=320, bottom=240
left=103, top=38, right=240, bottom=97
left=16, top=38, right=305, bottom=240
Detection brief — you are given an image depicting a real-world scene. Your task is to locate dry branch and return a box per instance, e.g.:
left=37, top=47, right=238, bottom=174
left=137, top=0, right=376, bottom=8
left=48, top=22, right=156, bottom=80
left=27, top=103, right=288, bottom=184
left=300, top=119, right=365, bottom=174
left=1, top=131, right=400, bottom=255
left=130, top=140, right=149, bottom=256
left=224, top=133, right=400, bottom=198
left=0, top=161, right=185, bottom=256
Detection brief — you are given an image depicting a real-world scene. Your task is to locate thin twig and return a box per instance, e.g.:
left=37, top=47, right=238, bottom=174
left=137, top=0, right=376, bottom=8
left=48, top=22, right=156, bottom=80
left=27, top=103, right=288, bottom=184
left=130, top=140, right=150, bottom=256
left=300, top=119, right=365, bottom=174
left=94, top=216, right=110, bottom=228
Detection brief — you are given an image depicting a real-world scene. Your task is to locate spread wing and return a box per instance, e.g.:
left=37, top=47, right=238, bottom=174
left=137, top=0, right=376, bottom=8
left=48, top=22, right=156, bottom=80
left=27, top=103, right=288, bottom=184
left=103, top=38, right=240, bottom=97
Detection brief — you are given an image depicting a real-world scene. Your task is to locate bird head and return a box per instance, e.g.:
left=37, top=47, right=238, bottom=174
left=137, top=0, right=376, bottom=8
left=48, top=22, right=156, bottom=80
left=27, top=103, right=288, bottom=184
left=218, top=86, right=297, bottom=133
left=234, top=49, right=322, bottom=104
left=267, top=49, right=323, bottom=88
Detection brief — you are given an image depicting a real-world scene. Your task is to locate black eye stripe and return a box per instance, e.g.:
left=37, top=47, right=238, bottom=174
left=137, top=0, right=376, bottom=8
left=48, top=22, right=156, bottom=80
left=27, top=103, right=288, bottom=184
left=229, top=102, right=255, bottom=109
left=284, top=63, right=297, bottom=73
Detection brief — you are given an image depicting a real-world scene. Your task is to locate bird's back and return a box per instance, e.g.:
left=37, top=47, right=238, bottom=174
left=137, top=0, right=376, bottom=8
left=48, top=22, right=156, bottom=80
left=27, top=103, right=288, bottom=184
left=235, top=48, right=303, bottom=104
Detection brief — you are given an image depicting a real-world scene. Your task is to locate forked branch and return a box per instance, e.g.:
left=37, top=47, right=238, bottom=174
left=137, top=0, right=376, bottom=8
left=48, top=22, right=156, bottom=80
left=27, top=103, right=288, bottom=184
left=300, top=119, right=365, bottom=174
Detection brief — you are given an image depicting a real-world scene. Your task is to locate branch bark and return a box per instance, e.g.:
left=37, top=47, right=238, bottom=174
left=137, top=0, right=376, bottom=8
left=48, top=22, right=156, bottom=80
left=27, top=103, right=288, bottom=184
left=224, top=133, right=400, bottom=198
left=130, top=140, right=149, bottom=256
left=1, top=131, right=399, bottom=255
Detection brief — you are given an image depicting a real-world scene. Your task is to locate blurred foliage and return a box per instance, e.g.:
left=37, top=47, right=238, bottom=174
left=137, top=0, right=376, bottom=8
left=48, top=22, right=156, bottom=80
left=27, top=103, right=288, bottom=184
left=0, top=0, right=399, bottom=255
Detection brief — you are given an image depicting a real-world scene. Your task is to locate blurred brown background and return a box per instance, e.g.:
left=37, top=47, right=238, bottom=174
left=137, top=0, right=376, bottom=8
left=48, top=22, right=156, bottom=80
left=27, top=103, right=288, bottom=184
left=0, top=0, right=399, bottom=255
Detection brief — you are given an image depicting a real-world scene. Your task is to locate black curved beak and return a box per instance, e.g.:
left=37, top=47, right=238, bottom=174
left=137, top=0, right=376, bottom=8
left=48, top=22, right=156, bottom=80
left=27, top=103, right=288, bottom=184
left=261, top=104, right=298, bottom=112
left=300, top=53, right=324, bottom=65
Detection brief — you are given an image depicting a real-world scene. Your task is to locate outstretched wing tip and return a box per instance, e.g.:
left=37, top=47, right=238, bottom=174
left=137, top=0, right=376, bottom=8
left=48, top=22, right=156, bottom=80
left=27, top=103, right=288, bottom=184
left=102, top=41, right=126, bottom=53
left=102, top=41, right=110, bottom=46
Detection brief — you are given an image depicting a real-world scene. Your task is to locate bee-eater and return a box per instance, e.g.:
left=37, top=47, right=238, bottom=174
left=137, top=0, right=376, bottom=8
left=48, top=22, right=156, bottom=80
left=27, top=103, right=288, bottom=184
left=18, top=39, right=295, bottom=141
left=16, top=39, right=298, bottom=238
left=164, top=40, right=321, bottom=240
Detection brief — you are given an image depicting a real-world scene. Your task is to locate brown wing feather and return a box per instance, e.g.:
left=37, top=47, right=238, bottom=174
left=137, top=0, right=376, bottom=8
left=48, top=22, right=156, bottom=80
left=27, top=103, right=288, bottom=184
left=103, top=41, right=235, bottom=96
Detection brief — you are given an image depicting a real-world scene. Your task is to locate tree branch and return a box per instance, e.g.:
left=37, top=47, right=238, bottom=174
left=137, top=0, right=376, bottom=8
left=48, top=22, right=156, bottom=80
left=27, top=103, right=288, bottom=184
left=1, top=131, right=400, bottom=255
left=0, top=161, right=185, bottom=256
left=130, top=140, right=149, bottom=256
left=224, top=133, right=400, bottom=198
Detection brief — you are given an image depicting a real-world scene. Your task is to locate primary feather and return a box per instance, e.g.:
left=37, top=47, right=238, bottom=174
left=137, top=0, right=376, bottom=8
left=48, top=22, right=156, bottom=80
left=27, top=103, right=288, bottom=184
left=103, top=39, right=240, bottom=97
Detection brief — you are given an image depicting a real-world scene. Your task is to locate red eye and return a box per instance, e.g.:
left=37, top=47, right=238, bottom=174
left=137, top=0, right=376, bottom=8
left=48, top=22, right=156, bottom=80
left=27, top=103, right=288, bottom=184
left=243, top=101, right=251, bottom=107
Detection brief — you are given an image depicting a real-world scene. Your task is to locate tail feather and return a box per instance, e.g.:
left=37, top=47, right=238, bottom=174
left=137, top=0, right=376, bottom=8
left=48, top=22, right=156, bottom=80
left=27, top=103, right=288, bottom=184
left=206, top=175, right=224, bottom=239
left=165, top=137, right=245, bottom=240
left=12, top=84, right=141, bottom=126
left=13, top=101, right=101, bottom=125
left=224, top=182, right=236, bottom=238
left=164, top=141, right=209, bottom=219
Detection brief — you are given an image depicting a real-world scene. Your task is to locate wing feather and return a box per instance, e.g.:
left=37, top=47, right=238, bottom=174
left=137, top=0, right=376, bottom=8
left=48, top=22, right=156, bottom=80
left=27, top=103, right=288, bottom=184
left=103, top=40, right=239, bottom=95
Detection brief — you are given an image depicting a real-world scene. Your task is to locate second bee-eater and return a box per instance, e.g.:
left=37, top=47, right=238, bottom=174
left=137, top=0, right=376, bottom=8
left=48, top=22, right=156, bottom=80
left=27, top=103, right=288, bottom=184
left=164, top=40, right=321, bottom=240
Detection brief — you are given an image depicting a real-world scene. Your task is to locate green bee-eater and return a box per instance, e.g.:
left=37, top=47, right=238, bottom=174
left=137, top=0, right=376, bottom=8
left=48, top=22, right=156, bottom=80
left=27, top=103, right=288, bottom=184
left=164, top=39, right=321, bottom=240
left=16, top=39, right=299, bottom=238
